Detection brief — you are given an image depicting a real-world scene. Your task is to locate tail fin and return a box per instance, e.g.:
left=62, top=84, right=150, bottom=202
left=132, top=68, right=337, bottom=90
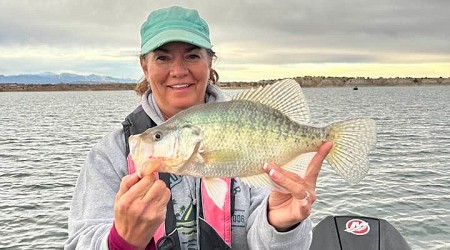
left=326, top=118, right=377, bottom=184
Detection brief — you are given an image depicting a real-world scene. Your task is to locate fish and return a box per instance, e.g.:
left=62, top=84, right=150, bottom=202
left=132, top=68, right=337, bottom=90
left=129, top=79, right=377, bottom=209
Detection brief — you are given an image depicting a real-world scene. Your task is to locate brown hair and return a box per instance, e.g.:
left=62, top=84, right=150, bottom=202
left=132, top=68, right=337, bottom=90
left=134, top=49, right=219, bottom=96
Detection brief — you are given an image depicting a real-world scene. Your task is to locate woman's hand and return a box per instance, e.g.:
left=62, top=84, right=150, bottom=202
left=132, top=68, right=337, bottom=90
left=114, top=172, right=171, bottom=249
left=264, top=142, right=333, bottom=231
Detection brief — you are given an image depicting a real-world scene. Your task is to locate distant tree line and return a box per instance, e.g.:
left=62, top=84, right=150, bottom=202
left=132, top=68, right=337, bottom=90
left=217, top=76, right=450, bottom=88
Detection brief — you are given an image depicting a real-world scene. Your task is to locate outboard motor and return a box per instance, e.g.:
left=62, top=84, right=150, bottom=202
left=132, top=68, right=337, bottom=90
left=310, top=215, right=411, bottom=250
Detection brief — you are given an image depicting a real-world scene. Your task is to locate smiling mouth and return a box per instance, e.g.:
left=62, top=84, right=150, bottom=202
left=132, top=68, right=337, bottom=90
left=169, top=84, right=191, bottom=89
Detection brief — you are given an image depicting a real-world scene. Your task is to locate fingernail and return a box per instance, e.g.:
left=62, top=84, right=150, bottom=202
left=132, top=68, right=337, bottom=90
left=263, top=162, right=269, bottom=170
left=269, top=169, right=275, bottom=176
left=269, top=169, right=282, bottom=181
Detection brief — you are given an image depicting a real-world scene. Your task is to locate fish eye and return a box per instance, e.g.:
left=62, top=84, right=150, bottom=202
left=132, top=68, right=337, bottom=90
left=153, top=132, right=162, bottom=141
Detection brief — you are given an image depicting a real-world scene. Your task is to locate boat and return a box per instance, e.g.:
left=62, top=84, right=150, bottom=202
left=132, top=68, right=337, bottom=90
left=353, top=86, right=358, bottom=90
left=310, top=215, right=411, bottom=250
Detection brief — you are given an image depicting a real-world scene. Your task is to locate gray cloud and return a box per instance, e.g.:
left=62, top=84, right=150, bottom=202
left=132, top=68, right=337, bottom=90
left=0, top=0, right=449, bottom=78
left=206, top=0, right=450, bottom=54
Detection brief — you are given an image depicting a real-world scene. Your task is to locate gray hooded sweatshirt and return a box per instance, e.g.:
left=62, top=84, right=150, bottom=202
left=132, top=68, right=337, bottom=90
left=65, top=84, right=312, bottom=249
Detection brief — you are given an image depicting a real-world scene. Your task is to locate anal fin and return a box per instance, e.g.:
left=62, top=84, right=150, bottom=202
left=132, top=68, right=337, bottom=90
left=240, top=173, right=272, bottom=188
left=202, top=177, right=228, bottom=209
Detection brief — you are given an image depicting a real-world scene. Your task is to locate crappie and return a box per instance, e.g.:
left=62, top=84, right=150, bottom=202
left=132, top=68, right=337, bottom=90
left=129, top=79, right=376, bottom=208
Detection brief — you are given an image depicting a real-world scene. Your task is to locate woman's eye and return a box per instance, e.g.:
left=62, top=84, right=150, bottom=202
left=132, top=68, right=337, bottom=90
left=186, top=54, right=201, bottom=60
left=155, top=55, right=170, bottom=61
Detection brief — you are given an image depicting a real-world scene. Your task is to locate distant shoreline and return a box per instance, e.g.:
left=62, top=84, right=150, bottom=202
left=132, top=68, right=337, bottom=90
left=0, top=83, right=137, bottom=92
left=1, top=76, right=449, bottom=92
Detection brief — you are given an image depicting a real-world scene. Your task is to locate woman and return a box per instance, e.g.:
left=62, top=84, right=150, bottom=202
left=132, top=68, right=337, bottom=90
left=65, top=6, right=332, bottom=250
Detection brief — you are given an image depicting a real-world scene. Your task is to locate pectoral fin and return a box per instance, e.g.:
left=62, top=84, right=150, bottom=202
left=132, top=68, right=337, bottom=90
left=176, top=141, right=206, bottom=174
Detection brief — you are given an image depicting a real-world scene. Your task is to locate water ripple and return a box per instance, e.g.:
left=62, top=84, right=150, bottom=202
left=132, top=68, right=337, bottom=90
left=1, top=87, right=450, bottom=249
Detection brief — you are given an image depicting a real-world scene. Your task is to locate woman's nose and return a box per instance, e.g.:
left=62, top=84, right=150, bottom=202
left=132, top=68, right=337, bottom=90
left=170, top=57, right=189, bottom=77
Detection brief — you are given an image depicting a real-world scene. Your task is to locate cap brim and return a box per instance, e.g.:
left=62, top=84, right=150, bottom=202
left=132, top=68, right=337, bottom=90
left=141, top=29, right=212, bottom=54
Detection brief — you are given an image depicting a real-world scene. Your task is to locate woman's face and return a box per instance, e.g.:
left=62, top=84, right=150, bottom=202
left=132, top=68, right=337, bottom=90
left=141, top=42, right=212, bottom=119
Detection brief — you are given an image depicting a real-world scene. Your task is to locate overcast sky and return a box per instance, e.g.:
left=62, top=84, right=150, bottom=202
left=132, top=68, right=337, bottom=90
left=1, top=0, right=449, bottom=81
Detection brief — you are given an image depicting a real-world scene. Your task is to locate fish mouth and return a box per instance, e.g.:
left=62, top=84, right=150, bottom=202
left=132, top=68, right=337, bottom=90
left=150, top=156, right=183, bottom=166
left=129, top=135, right=154, bottom=166
left=146, top=156, right=185, bottom=174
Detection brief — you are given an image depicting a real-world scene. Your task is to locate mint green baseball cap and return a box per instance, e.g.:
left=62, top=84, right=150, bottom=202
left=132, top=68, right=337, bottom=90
left=140, top=6, right=212, bottom=55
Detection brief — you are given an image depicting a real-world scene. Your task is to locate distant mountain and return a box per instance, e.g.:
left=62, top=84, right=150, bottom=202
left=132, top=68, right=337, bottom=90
left=0, top=72, right=137, bottom=84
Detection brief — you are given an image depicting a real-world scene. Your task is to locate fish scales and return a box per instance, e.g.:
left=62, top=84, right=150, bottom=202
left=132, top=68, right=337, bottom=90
left=150, top=99, right=327, bottom=178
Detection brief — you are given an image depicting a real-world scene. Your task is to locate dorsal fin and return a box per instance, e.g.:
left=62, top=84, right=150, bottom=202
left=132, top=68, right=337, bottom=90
left=232, top=79, right=310, bottom=123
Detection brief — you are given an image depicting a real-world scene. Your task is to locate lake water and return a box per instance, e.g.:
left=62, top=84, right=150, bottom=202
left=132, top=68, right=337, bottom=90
left=1, top=86, right=449, bottom=249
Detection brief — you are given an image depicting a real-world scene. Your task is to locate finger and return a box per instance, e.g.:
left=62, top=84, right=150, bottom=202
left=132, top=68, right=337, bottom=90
left=141, top=179, right=171, bottom=204
left=265, top=163, right=310, bottom=200
left=119, top=174, right=156, bottom=203
left=116, top=173, right=141, bottom=202
left=304, top=141, right=333, bottom=185
left=131, top=175, right=157, bottom=197
left=263, top=162, right=303, bottom=182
